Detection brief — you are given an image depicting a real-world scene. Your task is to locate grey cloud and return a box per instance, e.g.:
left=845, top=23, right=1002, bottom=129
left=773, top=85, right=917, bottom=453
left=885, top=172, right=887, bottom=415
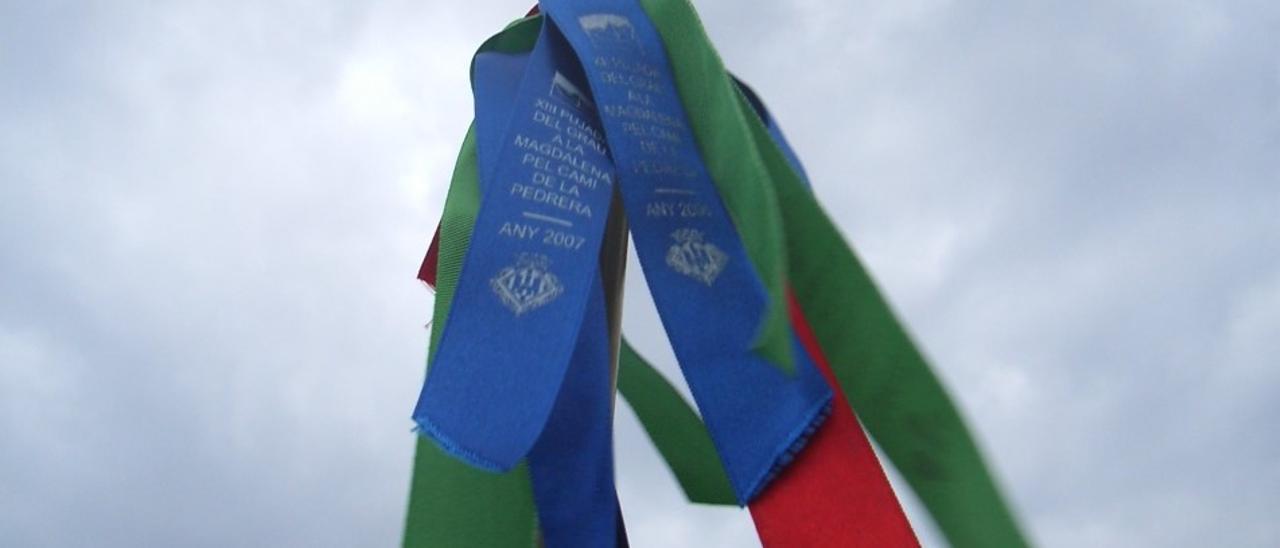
left=2, top=1, right=1276, bottom=547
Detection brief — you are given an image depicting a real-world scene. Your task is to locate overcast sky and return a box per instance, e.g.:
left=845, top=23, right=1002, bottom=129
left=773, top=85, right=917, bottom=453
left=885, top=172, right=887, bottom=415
left=1, top=1, right=1276, bottom=546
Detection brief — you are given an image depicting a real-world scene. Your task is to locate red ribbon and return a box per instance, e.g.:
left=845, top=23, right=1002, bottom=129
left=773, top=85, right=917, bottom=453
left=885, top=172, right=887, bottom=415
left=417, top=225, right=441, bottom=287
left=747, top=292, right=919, bottom=547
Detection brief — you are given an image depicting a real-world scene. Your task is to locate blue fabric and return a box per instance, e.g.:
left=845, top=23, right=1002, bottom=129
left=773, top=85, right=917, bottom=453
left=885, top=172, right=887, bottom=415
left=413, top=20, right=617, bottom=471
left=473, top=51, right=530, bottom=180
left=534, top=3, right=833, bottom=503
left=414, top=0, right=833, bottom=509
left=526, top=275, right=621, bottom=547
left=430, top=23, right=624, bottom=547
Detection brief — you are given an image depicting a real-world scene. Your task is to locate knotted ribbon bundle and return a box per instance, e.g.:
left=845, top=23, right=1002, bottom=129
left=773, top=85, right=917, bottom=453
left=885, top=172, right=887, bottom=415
left=406, top=2, right=1029, bottom=546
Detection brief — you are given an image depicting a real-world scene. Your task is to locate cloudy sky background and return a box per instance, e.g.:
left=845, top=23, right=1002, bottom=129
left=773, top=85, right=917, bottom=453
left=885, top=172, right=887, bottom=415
left=2, top=0, right=1276, bottom=546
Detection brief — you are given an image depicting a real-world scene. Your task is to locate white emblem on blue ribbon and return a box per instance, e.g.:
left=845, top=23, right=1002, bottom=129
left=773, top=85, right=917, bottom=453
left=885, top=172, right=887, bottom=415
left=491, top=253, right=565, bottom=315
left=665, top=228, right=728, bottom=286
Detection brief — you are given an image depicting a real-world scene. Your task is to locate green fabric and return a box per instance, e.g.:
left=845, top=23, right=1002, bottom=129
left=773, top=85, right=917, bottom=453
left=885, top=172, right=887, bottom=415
left=638, top=0, right=1029, bottom=545
left=406, top=4, right=1028, bottom=547
left=403, top=19, right=547, bottom=548
left=617, top=341, right=736, bottom=505
left=403, top=127, right=539, bottom=548
left=730, top=57, right=1029, bottom=548
left=763, top=116, right=1028, bottom=548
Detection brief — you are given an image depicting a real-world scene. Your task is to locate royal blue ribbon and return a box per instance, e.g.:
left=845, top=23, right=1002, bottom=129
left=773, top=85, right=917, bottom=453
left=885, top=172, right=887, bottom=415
left=413, top=13, right=618, bottom=472
left=534, top=2, right=832, bottom=503
left=525, top=279, right=621, bottom=547
left=471, top=30, right=624, bottom=547
left=415, top=0, right=834, bottom=506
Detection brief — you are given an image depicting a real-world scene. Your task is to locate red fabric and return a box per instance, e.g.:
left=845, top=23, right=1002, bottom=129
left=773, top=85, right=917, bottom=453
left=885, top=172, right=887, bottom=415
left=747, top=291, right=919, bottom=547
left=418, top=224, right=441, bottom=287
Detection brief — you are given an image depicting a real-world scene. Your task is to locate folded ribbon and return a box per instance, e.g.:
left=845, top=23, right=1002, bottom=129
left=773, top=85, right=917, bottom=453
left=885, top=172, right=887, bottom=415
left=406, top=2, right=1028, bottom=546
left=472, top=30, right=625, bottom=546
left=412, top=14, right=617, bottom=473
left=533, top=0, right=832, bottom=504
left=416, top=0, right=833, bottom=505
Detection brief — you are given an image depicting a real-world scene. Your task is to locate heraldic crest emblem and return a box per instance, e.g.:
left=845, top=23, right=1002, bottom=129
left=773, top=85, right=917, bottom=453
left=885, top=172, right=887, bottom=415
left=490, top=253, right=565, bottom=315
left=665, top=228, right=728, bottom=286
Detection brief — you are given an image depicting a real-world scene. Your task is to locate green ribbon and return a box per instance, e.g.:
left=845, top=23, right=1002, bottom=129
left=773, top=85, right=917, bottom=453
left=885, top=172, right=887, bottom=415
left=624, top=0, right=1029, bottom=544
left=617, top=342, right=737, bottom=505
left=402, top=18, right=550, bottom=548
left=757, top=115, right=1029, bottom=548
left=405, top=3, right=1028, bottom=546
left=403, top=126, right=539, bottom=548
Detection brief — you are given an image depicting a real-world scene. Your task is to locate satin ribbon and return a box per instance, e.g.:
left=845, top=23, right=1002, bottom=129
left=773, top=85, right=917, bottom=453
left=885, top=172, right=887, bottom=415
left=640, top=1, right=1029, bottom=544
left=402, top=17, right=551, bottom=548
left=472, top=31, right=624, bottom=546
left=746, top=292, right=918, bottom=547
left=416, top=0, right=832, bottom=507
left=407, top=17, right=629, bottom=547
left=404, top=127, right=538, bottom=548
left=736, top=64, right=1030, bottom=548
left=534, top=0, right=831, bottom=504
left=406, top=2, right=1028, bottom=546
left=412, top=13, right=618, bottom=473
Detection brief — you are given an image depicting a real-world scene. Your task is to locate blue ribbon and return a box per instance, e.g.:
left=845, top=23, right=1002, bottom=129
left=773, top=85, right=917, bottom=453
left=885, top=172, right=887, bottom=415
left=472, top=30, right=624, bottom=547
left=533, top=3, right=832, bottom=503
left=413, top=13, right=617, bottom=472
left=415, top=0, right=833, bottom=508
left=525, top=279, right=621, bottom=547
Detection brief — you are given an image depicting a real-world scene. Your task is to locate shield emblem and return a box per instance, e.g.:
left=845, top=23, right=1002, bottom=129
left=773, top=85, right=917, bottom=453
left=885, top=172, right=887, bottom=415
left=665, top=229, right=728, bottom=286
left=491, top=254, right=565, bottom=315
